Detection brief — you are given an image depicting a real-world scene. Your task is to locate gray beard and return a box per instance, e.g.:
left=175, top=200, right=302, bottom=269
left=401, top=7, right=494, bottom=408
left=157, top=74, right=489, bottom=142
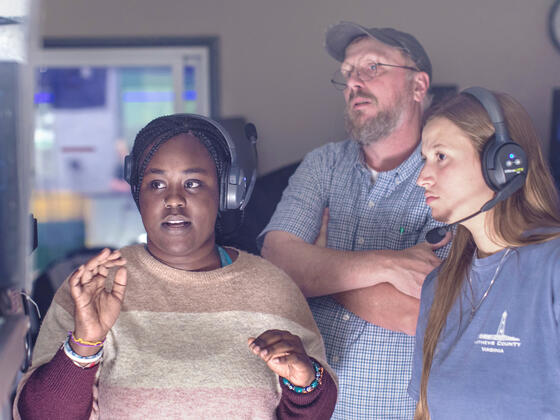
left=345, top=85, right=412, bottom=146
left=345, top=108, right=401, bottom=146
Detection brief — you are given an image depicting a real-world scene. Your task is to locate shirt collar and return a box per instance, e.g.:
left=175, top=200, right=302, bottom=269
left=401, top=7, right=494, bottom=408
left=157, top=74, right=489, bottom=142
left=354, top=141, right=423, bottom=183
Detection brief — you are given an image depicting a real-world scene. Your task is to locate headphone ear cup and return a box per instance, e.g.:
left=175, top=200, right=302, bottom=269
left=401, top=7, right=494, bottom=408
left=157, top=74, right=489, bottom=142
left=481, top=136, right=501, bottom=191
left=124, top=155, right=132, bottom=184
left=220, top=172, right=248, bottom=211
left=481, top=136, right=528, bottom=193
left=220, top=168, right=230, bottom=212
left=463, top=87, right=528, bottom=209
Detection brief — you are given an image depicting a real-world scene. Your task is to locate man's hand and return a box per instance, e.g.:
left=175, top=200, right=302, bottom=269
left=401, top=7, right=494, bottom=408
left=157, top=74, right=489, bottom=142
left=382, top=231, right=451, bottom=298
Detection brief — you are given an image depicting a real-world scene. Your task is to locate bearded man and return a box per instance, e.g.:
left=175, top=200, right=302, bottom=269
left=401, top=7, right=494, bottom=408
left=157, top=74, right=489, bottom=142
left=258, top=22, right=450, bottom=419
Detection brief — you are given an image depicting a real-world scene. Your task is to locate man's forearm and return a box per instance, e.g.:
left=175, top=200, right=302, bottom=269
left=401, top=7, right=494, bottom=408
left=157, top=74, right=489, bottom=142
left=262, top=231, right=421, bottom=334
left=334, top=285, right=420, bottom=335
left=262, top=230, right=447, bottom=299
left=261, top=231, right=392, bottom=297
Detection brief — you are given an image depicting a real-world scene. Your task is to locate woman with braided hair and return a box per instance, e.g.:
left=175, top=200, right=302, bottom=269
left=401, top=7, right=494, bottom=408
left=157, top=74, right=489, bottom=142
left=15, top=114, right=337, bottom=420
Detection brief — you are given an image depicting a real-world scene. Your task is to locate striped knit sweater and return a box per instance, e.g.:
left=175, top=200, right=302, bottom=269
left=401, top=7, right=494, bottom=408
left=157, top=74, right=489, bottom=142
left=15, top=245, right=336, bottom=419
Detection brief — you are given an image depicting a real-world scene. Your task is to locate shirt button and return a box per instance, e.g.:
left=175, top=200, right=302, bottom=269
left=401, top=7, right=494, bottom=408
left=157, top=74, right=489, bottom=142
left=331, top=355, right=339, bottom=363
left=357, top=237, right=364, bottom=245
left=367, top=200, right=375, bottom=208
left=342, top=313, right=350, bottom=321
left=395, top=178, right=401, bottom=185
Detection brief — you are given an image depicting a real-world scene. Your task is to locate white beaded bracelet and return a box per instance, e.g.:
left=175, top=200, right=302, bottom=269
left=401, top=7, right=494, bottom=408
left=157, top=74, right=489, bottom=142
left=63, top=335, right=103, bottom=368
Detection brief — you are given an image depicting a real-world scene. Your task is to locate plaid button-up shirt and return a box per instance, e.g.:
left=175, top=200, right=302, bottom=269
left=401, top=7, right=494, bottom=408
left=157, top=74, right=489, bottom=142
left=259, top=139, right=447, bottom=419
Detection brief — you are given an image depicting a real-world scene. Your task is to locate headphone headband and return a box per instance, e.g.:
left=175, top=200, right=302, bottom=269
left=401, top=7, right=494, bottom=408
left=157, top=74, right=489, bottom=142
left=180, top=114, right=238, bottom=171
left=462, top=87, right=509, bottom=144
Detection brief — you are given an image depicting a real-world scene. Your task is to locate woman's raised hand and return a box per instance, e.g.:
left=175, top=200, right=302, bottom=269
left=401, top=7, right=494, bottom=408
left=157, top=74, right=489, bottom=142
left=248, top=330, right=315, bottom=387
left=68, top=248, right=127, bottom=355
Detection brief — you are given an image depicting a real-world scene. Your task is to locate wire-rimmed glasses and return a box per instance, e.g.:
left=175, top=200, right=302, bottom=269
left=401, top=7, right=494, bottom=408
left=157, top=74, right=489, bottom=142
left=331, top=62, right=419, bottom=90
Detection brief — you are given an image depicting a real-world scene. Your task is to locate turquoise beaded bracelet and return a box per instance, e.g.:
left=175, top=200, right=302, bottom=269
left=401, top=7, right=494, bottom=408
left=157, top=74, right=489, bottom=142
left=281, top=360, right=323, bottom=394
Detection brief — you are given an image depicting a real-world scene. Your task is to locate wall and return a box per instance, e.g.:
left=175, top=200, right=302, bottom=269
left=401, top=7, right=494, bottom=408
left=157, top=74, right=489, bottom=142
left=40, top=0, right=560, bottom=174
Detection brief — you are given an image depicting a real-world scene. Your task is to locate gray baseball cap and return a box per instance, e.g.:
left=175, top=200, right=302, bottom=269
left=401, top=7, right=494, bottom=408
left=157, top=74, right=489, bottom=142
left=325, top=21, right=432, bottom=81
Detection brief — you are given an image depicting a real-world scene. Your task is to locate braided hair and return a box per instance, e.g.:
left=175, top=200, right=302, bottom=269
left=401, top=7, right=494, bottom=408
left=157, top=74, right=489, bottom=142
left=128, top=114, right=233, bottom=241
left=129, top=114, right=231, bottom=206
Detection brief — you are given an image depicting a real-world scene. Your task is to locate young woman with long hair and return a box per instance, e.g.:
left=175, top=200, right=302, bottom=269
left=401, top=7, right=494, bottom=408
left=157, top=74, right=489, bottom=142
left=409, top=90, right=560, bottom=419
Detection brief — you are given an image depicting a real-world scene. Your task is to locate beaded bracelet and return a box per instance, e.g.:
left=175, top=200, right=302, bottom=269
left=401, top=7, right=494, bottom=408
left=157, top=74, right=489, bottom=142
left=70, top=359, right=100, bottom=369
left=63, top=335, right=103, bottom=368
left=281, top=360, right=323, bottom=394
left=68, top=331, right=105, bottom=347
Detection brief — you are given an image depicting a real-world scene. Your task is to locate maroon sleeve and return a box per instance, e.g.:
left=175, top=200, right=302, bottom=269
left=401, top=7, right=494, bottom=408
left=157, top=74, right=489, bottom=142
left=276, top=363, right=337, bottom=420
left=18, top=347, right=98, bottom=420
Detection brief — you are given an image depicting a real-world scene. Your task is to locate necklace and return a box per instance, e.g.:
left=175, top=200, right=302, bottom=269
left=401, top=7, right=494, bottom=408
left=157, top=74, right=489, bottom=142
left=467, top=248, right=512, bottom=319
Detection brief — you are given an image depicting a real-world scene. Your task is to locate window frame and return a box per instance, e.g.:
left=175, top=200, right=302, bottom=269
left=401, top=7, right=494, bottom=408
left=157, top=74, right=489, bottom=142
left=34, top=36, right=220, bottom=117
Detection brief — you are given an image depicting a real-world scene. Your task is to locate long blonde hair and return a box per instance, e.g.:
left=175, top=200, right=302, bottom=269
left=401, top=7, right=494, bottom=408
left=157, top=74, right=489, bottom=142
left=414, top=92, right=560, bottom=420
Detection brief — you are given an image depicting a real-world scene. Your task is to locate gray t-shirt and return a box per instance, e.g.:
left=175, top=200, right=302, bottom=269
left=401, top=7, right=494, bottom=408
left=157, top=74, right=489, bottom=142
left=409, top=235, right=560, bottom=419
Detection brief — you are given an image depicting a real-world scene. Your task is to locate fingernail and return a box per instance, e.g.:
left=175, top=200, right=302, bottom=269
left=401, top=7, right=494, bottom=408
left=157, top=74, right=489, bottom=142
left=261, top=349, right=268, bottom=356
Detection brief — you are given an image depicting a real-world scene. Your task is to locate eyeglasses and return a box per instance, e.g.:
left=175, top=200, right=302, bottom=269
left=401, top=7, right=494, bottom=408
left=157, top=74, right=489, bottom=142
left=331, top=62, right=420, bottom=91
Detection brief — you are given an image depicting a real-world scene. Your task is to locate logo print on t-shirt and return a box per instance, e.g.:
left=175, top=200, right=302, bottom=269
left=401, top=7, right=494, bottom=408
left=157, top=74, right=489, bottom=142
left=474, top=311, right=521, bottom=353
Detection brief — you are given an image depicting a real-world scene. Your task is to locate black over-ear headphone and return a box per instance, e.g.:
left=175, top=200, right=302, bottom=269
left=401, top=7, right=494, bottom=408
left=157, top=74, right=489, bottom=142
left=124, top=114, right=258, bottom=212
left=463, top=87, right=527, bottom=210
left=218, top=118, right=259, bottom=212
left=425, top=87, right=528, bottom=244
